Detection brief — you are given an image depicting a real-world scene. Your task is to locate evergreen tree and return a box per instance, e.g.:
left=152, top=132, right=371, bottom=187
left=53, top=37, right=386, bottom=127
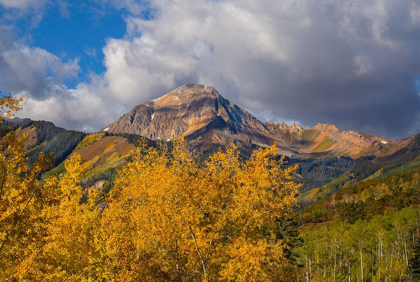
left=410, top=234, right=420, bottom=281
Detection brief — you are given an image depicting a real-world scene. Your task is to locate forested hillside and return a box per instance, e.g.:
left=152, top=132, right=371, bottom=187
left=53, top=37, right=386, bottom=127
left=302, top=167, right=420, bottom=223
left=297, top=157, right=420, bottom=280
left=299, top=207, right=420, bottom=281
left=0, top=119, right=86, bottom=166
left=299, top=134, right=420, bottom=206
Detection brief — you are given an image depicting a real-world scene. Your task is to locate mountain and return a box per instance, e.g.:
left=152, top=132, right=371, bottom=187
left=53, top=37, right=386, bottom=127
left=3, top=84, right=417, bottom=197
left=102, top=84, right=274, bottom=156
left=103, top=84, right=410, bottom=158
left=47, top=132, right=144, bottom=189
left=0, top=118, right=85, bottom=166
left=298, top=132, right=420, bottom=206
left=0, top=119, right=155, bottom=188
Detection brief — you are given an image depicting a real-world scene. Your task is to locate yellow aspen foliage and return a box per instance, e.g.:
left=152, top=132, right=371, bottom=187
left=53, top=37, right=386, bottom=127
left=0, top=95, right=301, bottom=280
left=40, top=154, right=103, bottom=281
left=101, top=137, right=301, bottom=281
left=0, top=94, right=23, bottom=122
left=0, top=134, right=53, bottom=280
left=0, top=96, right=54, bottom=280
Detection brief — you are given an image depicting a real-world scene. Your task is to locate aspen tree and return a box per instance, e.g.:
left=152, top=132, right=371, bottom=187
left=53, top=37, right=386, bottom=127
left=102, top=138, right=301, bottom=281
left=0, top=96, right=53, bottom=280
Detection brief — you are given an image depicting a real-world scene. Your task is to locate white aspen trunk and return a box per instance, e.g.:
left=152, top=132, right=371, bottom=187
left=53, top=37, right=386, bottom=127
left=360, top=246, right=364, bottom=282
left=348, top=262, right=351, bottom=282
left=310, top=256, right=312, bottom=280
left=404, top=238, right=409, bottom=268
left=334, top=248, right=337, bottom=282
left=306, top=256, right=309, bottom=282
left=378, top=235, right=382, bottom=282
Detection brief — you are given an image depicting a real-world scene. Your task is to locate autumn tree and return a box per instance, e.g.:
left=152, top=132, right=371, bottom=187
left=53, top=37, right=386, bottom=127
left=410, top=234, right=420, bottom=281
left=0, top=93, right=23, bottom=122
left=35, top=153, right=103, bottom=281
left=0, top=95, right=56, bottom=280
left=0, top=95, right=302, bottom=281
left=100, top=138, right=301, bottom=281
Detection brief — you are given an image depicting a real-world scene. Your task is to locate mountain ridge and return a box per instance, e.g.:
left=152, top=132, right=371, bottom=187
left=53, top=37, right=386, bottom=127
left=103, top=84, right=411, bottom=158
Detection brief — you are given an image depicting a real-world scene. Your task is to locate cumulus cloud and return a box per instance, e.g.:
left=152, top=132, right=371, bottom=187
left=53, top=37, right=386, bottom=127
left=98, top=0, right=154, bottom=16
left=0, top=0, right=47, bottom=10
left=100, top=33, right=210, bottom=104
left=0, top=26, right=78, bottom=97
left=18, top=84, right=126, bottom=132
left=0, top=26, right=125, bottom=131
left=1, top=0, right=420, bottom=138
left=1, top=48, right=79, bottom=99
left=95, top=0, right=420, bottom=138
left=0, top=0, right=51, bottom=30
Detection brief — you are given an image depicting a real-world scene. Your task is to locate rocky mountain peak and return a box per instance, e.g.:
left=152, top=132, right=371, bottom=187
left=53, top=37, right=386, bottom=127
left=151, top=84, right=218, bottom=107
left=102, top=84, right=264, bottom=142
left=291, top=123, right=304, bottom=132
left=102, top=85, right=408, bottom=158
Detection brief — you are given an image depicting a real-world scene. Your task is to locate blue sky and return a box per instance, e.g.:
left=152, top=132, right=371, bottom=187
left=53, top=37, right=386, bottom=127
left=0, top=0, right=419, bottom=138
left=5, top=1, right=128, bottom=87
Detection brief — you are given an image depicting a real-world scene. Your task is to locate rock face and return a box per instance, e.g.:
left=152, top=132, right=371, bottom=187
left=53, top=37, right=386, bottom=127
left=103, top=84, right=411, bottom=158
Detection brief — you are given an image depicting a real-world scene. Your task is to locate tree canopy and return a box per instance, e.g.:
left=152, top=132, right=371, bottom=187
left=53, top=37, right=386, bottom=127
left=0, top=96, right=302, bottom=281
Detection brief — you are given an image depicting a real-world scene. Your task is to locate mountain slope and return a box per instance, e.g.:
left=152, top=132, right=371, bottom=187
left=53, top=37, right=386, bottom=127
left=0, top=118, right=155, bottom=188
left=298, top=132, right=420, bottom=206
left=103, top=84, right=280, bottom=156
left=103, top=84, right=410, bottom=158
left=0, top=119, right=86, bottom=166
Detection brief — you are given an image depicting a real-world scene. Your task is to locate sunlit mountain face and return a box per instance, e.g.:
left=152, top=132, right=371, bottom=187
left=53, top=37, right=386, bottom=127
left=103, top=84, right=412, bottom=158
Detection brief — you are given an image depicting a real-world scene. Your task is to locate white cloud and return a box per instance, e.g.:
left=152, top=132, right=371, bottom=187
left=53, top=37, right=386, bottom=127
left=100, top=0, right=151, bottom=15
left=100, top=34, right=205, bottom=104
left=410, top=3, right=420, bottom=25
left=94, top=0, right=420, bottom=138
left=354, top=56, right=373, bottom=75
left=0, top=43, right=79, bottom=99
left=2, top=0, right=420, bottom=138
left=84, top=48, right=97, bottom=58
left=0, top=26, right=124, bottom=131
left=0, top=0, right=46, bottom=9
left=300, top=17, right=312, bottom=28
left=18, top=84, right=126, bottom=132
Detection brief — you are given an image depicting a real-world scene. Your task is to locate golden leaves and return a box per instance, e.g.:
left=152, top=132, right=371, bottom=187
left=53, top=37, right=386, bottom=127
left=0, top=94, right=301, bottom=281
left=0, top=96, right=54, bottom=280
left=0, top=94, right=23, bottom=123
left=102, top=138, right=300, bottom=281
